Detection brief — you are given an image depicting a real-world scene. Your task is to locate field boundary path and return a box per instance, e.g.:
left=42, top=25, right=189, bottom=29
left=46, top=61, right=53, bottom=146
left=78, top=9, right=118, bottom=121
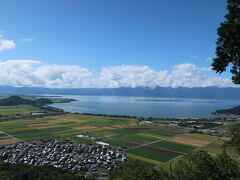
left=128, top=132, right=189, bottom=150
left=146, top=145, right=183, bottom=156
left=154, top=137, right=220, bottom=168
left=0, top=130, right=26, bottom=144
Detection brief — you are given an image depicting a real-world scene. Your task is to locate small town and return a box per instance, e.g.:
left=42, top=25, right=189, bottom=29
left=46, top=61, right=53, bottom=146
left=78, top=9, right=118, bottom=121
left=0, top=140, right=127, bottom=177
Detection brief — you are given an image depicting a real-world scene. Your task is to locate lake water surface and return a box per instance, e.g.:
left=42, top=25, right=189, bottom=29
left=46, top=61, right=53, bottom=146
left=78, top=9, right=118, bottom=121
left=49, top=95, right=240, bottom=118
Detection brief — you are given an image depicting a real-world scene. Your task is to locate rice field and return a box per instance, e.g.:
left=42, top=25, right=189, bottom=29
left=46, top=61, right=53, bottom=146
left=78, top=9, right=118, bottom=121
left=0, top=105, right=43, bottom=115
left=169, top=133, right=218, bottom=147
left=127, top=147, right=178, bottom=163
left=0, top=113, right=225, bottom=168
left=151, top=140, right=197, bottom=153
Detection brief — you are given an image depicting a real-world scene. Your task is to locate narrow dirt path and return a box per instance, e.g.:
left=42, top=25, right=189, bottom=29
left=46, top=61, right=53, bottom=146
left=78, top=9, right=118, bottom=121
left=128, top=132, right=189, bottom=150
left=154, top=137, right=219, bottom=168
left=0, top=130, right=25, bottom=143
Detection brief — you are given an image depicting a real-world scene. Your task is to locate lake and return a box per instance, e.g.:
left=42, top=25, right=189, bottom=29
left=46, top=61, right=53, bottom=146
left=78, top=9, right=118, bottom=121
left=48, top=95, right=240, bottom=119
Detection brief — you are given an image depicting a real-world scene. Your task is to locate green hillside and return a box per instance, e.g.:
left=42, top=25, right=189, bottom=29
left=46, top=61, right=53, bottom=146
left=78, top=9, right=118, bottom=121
left=0, top=96, right=52, bottom=106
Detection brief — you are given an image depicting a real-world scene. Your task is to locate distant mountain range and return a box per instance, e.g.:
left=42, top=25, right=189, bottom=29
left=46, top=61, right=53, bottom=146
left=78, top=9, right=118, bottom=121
left=0, top=86, right=240, bottom=99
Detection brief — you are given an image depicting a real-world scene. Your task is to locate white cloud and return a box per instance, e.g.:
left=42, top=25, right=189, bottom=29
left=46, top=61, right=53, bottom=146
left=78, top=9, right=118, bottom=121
left=96, top=65, right=168, bottom=88
left=0, top=39, right=16, bottom=51
left=97, top=63, right=234, bottom=88
left=165, top=63, right=232, bottom=88
left=34, top=65, right=92, bottom=88
left=20, top=38, right=34, bottom=42
left=0, top=60, right=91, bottom=88
left=0, top=60, right=235, bottom=88
left=0, top=32, right=16, bottom=51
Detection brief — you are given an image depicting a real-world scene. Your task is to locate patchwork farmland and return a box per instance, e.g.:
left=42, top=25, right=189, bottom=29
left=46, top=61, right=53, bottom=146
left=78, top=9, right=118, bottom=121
left=0, top=113, right=233, bottom=168
left=0, top=105, right=43, bottom=116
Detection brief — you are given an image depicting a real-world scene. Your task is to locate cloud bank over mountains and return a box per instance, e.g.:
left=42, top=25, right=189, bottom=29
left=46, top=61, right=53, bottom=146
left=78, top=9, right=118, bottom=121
left=0, top=60, right=235, bottom=88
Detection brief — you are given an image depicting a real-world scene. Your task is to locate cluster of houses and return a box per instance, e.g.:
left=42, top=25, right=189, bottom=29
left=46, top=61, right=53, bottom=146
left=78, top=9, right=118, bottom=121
left=220, top=114, right=240, bottom=121
left=0, top=140, right=127, bottom=177
left=169, top=121, right=182, bottom=126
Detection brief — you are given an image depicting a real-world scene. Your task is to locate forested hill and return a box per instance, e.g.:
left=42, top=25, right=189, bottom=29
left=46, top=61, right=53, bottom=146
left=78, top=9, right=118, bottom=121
left=215, top=106, right=240, bottom=115
left=0, top=96, right=52, bottom=106
left=0, top=86, right=240, bottom=99
left=0, top=161, right=86, bottom=180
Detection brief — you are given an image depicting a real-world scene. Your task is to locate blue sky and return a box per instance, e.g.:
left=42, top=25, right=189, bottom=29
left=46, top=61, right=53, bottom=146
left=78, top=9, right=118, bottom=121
left=0, top=0, right=235, bottom=88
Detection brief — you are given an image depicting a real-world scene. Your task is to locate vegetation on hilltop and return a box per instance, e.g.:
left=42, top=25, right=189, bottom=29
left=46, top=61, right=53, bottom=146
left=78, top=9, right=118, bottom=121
left=167, top=150, right=240, bottom=180
left=0, top=95, right=76, bottom=107
left=0, top=96, right=52, bottom=106
left=110, top=150, right=240, bottom=180
left=0, top=96, right=65, bottom=121
left=109, top=159, right=166, bottom=180
left=215, top=105, right=240, bottom=115
left=0, top=161, right=87, bottom=180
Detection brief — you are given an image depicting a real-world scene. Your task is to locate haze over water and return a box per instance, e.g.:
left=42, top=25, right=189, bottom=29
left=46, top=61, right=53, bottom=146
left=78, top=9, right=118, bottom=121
left=49, top=95, right=240, bottom=119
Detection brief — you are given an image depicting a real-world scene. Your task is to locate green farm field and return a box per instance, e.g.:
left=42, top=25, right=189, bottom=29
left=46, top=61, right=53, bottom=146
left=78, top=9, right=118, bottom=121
left=127, top=147, right=178, bottom=163
left=151, top=140, right=197, bottom=153
left=0, top=105, right=43, bottom=115
left=0, top=113, right=228, bottom=168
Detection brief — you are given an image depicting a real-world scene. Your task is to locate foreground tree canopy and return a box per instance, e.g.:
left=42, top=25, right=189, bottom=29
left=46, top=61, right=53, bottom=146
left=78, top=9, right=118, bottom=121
left=212, top=0, right=240, bottom=84
left=110, top=150, right=240, bottom=180
left=168, top=150, right=240, bottom=180
left=0, top=162, right=87, bottom=180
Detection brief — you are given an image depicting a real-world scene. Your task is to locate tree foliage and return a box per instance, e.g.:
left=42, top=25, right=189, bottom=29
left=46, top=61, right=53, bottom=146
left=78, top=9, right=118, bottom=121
left=169, top=150, right=240, bottom=180
left=215, top=105, right=240, bottom=115
left=110, top=151, right=240, bottom=180
left=212, top=0, right=240, bottom=84
left=0, top=95, right=54, bottom=106
left=0, top=161, right=87, bottom=180
left=109, top=159, right=168, bottom=180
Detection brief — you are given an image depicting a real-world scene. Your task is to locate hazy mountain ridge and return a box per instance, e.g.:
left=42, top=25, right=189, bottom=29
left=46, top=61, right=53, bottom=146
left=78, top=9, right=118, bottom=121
left=0, top=86, right=240, bottom=99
